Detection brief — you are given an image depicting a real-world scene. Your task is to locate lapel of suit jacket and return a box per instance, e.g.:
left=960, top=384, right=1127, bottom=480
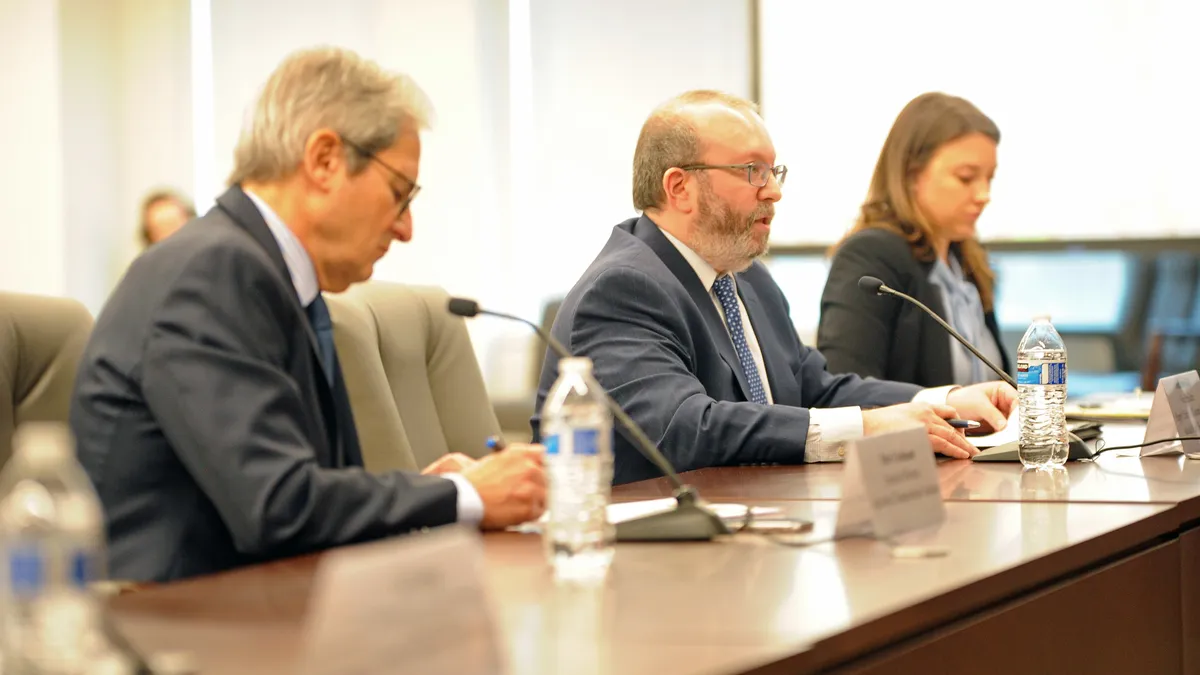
left=631, top=216, right=755, bottom=402
left=214, top=186, right=341, bottom=465
left=734, top=274, right=793, bottom=403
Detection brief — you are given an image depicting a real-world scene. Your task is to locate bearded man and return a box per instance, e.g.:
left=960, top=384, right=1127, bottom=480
left=532, top=90, right=1014, bottom=485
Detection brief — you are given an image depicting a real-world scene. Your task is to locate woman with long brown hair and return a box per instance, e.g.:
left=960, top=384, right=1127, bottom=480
left=817, top=92, right=1010, bottom=387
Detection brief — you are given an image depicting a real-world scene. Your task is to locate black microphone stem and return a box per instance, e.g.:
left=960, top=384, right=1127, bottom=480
left=880, top=286, right=1018, bottom=389
left=448, top=298, right=730, bottom=540
left=476, top=308, right=687, bottom=492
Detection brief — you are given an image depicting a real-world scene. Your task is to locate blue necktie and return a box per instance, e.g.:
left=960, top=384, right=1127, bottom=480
left=306, top=295, right=336, bottom=385
left=712, top=275, right=768, bottom=405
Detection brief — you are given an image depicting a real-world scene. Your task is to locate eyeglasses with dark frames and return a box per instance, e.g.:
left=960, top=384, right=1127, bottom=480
left=341, top=137, right=422, bottom=216
left=678, top=161, right=788, bottom=188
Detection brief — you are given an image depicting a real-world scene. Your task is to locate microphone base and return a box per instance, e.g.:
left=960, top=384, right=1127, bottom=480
left=614, top=486, right=731, bottom=541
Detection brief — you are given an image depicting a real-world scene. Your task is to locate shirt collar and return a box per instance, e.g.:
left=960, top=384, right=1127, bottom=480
left=929, top=252, right=968, bottom=292
left=243, top=189, right=320, bottom=307
left=658, top=226, right=724, bottom=292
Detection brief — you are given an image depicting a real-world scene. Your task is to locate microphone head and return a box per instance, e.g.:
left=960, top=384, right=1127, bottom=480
left=857, top=276, right=886, bottom=295
left=447, top=297, right=481, bottom=318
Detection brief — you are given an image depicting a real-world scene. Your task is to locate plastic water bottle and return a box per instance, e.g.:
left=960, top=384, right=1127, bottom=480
left=1017, top=317, right=1068, bottom=468
left=540, top=357, right=615, bottom=583
left=0, top=422, right=123, bottom=674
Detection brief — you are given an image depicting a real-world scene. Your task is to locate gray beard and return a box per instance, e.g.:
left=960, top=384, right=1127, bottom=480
left=690, top=189, right=769, bottom=274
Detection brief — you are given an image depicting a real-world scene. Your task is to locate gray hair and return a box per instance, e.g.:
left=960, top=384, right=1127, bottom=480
left=228, top=46, right=434, bottom=185
left=631, top=90, right=760, bottom=212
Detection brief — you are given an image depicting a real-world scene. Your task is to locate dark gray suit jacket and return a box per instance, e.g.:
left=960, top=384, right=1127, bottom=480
left=818, top=228, right=1011, bottom=387
left=71, top=186, right=458, bottom=582
left=533, top=216, right=920, bottom=485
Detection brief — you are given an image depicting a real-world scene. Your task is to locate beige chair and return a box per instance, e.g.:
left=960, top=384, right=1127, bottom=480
left=327, top=282, right=501, bottom=473
left=0, top=292, right=93, bottom=467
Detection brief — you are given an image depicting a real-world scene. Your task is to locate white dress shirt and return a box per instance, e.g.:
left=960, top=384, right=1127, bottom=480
left=659, top=228, right=954, bottom=462
left=244, top=190, right=484, bottom=522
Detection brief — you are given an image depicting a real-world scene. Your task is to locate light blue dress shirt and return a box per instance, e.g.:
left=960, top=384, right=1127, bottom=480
left=927, top=253, right=1004, bottom=386
left=243, top=190, right=483, bottom=524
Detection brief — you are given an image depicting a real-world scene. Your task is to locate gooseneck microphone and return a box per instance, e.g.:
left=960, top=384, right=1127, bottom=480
left=858, top=275, right=1017, bottom=389
left=857, top=275, right=1093, bottom=461
left=447, top=298, right=729, bottom=541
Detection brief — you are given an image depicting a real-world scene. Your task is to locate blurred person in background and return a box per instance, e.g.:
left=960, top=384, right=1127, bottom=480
left=818, top=92, right=1010, bottom=388
left=139, top=188, right=195, bottom=246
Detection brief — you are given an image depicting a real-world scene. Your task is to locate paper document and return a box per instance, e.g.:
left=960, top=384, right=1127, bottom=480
left=1065, top=392, right=1154, bottom=420
left=509, top=499, right=781, bottom=533
left=606, top=499, right=780, bottom=524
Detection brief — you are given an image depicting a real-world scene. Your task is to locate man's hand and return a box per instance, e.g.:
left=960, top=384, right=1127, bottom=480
left=862, top=402, right=977, bottom=459
left=461, top=444, right=546, bottom=530
left=946, top=381, right=1017, bottom=434
left=421, top=453, right=478, bottom=476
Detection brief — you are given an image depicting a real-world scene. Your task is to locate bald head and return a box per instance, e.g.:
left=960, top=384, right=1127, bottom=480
left=632, top=90, right=765, bottom=212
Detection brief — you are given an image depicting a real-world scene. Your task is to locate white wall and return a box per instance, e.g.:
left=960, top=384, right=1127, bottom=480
left=0, top=0, right=192, bottom=314
left=0, top=0, right=66, bottom=299
left=759, top=0, right=1200, bottom=246
left=59, top=0, right=120, bottom=313
left=520, top=0, right=752, bottom=315
left=112, top=0, right=193, bottom=275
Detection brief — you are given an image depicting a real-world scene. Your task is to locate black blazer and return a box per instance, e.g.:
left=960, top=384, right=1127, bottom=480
left=70, top=186, right=458, bottom=582
left=533, top=216, right=921, bottom=485
left=817, top=228, right=1010, bottom=388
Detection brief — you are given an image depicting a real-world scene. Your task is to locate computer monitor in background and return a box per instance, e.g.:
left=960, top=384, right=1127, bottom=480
left=764, top=249, right=1139, bottom=396
left=991, top=250, right=1133, bottom=334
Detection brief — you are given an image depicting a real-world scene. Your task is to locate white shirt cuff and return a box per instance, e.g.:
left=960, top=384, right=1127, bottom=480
left=804, top=406, right=864, bottom=463
left=443, top=473, right=484, bottom=524
left=913, top=385, right=958, bottom=406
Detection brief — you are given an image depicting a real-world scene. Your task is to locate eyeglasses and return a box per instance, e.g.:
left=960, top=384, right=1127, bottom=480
left=679, top=161, right=788, bottom=188
left=341, top=138, right=422, bottom=216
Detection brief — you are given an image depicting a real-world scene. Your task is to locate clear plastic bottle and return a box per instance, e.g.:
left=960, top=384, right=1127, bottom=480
left=539, top=357, right=615, bottom=583
left=1017, top=317, right=1068, bottom=468
left=0, top=422, right=112, bottom=674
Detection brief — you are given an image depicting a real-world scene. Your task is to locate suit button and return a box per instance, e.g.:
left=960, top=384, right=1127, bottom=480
left=837, top=446, right=846, bottom=458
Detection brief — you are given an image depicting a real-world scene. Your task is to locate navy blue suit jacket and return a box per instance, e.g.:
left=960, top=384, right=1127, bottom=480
left=71, top=186, right=458, bottom=582
left=534, top=216, right=921, bottom=485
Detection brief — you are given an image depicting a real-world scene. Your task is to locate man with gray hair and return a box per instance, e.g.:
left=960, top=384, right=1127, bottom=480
left=534, top=90, right=1016, bottom=485
left=71, top=46, right=546, bottom=582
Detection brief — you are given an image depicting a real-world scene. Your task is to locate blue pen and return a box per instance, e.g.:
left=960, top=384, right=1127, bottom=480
left=947, top=419, right=981, bottom=430
left=486, top=435, right=507, bottom=452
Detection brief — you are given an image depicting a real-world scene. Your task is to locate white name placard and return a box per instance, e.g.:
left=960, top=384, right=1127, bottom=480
left=1141, top=370, right=1200, bottom=458
left=303, top=525, right=506, bottom=675
left=835, top=426, right=946, bottom=538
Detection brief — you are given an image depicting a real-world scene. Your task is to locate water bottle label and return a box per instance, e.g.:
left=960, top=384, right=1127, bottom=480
left=543, top=430, right=600, bottom=456
left=1017, top=360, right=1067, bottom=386
left=8, top=545, right=44, bottom=597
left=70, top=550, right=93, bottom=587
left=572, top=429, right=599, bottom=457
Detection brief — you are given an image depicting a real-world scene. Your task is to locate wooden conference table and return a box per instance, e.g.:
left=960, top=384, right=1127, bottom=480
left=110, top=422, right=1200, bottom=674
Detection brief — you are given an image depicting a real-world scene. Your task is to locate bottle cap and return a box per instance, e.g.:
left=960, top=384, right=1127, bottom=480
left=557, top=357, right=593, bottom=374
left=1032, top=314, right=1052, bottom=323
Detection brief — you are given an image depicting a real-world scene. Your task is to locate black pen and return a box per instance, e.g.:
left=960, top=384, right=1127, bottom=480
left=486, top=435, right=507, bottom=452
left=947, top=419, right=981, bottom=430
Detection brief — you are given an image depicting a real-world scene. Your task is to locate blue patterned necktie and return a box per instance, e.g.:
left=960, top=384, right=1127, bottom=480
left=305, top=295, right=336, bottom=385
left=712, top=275, right=768, bottom=405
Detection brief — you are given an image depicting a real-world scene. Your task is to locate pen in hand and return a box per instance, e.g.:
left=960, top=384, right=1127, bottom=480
left=947, top=419, right=981, bottom=430
left=486, top=435, right=507, bottom=452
